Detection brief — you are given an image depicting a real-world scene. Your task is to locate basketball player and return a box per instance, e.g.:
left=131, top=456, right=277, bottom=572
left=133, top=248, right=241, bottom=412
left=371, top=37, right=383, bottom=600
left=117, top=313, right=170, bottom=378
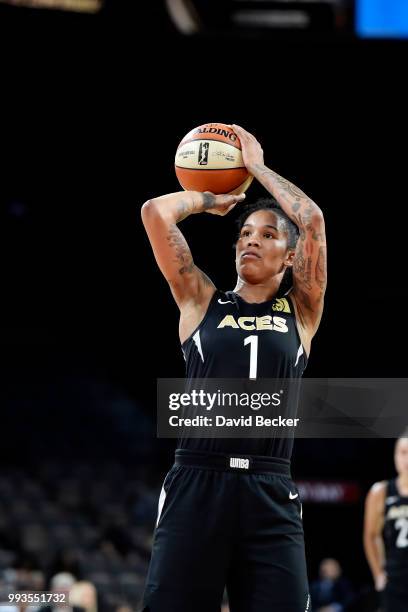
left=140, top=124, right=327, bottom=611
left=364, top=434, right=408, bottom=611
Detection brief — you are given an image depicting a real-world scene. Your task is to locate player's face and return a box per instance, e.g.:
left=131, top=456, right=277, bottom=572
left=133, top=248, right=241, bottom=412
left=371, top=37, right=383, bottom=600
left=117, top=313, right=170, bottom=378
left=395, top=438, right=408, bottom=476
left=236, top=210, right=294, bottom=283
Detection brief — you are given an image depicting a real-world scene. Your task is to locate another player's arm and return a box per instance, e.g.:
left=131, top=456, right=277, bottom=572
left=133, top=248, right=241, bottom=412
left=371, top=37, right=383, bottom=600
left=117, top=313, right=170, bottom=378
left=232, top=125, right=326, bottom=337
left=141, top=191, right=245, bottom=308
left=364, top=482, right=387, bottom=591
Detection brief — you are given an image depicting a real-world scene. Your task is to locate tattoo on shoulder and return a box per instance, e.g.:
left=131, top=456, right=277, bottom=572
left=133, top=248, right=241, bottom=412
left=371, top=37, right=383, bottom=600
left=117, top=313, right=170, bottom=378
left=167, top=224, right=195, bottom=275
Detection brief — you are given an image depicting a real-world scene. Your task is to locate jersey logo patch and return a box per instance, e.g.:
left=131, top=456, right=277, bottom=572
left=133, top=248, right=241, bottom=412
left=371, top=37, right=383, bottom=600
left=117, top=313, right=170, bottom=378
left=229, top=457, right=250, bottom=470
left=272, top=297, right=291, bottom=313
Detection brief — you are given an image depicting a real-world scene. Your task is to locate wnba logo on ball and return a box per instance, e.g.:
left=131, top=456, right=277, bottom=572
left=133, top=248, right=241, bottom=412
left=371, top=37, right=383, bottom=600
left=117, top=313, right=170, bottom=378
left=198, top=142, right=209, bottom=165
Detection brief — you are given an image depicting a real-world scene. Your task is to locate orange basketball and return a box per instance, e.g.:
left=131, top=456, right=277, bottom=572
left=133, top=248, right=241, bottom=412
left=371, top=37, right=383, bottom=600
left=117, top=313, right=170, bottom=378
left=175, top=122, right=253, bottom=195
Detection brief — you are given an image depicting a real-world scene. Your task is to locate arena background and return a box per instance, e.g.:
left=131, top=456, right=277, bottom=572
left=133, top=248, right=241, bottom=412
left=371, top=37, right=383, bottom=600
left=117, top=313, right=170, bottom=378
left=0, top=1, right=407, bottom=610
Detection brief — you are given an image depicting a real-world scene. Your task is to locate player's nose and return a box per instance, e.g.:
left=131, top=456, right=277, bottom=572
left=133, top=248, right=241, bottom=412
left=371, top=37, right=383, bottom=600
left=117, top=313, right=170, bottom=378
left=246, top=236, right=260, bottom=248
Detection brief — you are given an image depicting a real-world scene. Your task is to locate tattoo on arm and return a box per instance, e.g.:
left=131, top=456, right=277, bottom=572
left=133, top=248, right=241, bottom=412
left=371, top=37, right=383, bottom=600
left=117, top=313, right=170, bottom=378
left=254, top=163, right=321, bottom=228
left=293, top=247, right=313, bottom=290
left=202, top=192, right=216, bottom=210
left=176, top=199, right=193, bottom=223
left=255, top=164, right=309, bottom=199
left=252, top=164, right=327, bottom=322
left=175, top=192, right=216, bottom=222
left=293, top=251, right=306, bottom=277
left=315, top=246, right=327, bottom=290
left=293, top=227, right=326, bottom=299
left=167, top=224, right=195, bottom=275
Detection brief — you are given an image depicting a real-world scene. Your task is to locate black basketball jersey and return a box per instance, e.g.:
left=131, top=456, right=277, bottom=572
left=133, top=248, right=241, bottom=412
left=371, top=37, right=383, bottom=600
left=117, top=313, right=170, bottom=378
left=383, top=479, right=408, bottom=581
left=178, top=289, right=307, bottom=459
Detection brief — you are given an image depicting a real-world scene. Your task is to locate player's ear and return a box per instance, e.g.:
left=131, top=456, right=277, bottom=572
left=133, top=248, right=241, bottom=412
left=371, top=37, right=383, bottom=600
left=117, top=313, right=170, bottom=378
left=284, top=250, right=296, bottom=268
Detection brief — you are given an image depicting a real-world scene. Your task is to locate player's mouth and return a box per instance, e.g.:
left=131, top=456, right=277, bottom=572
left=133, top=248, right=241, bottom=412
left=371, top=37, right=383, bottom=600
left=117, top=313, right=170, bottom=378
left=241, top=250, right=261, bottom=260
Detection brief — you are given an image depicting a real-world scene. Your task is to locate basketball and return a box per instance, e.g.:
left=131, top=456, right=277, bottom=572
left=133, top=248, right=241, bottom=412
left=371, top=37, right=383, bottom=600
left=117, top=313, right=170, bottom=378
left=175, top=122, right=253, bottom=195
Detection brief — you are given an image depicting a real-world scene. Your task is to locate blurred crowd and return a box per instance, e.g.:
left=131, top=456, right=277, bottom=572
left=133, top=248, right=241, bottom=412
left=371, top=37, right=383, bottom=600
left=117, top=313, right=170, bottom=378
left=0, top=462, right=160, bottom=611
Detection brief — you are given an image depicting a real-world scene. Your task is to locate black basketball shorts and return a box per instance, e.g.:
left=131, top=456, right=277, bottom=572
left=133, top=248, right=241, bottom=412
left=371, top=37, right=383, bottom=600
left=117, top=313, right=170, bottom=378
left=382, top=580, right=408, bottom=612
left=140, top=449, right=311, bottom=612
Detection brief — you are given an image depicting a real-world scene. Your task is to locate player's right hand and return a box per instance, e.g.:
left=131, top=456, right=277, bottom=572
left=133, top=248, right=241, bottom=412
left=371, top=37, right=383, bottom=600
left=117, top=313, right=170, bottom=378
left=203, top=192, right=246, bottom=216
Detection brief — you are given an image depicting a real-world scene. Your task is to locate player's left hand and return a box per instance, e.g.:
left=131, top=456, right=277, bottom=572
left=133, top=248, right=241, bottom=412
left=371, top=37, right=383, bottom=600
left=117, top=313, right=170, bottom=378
left=203, top=192, right=246, bottom=216
left=231, top=124, right=264, bottom=174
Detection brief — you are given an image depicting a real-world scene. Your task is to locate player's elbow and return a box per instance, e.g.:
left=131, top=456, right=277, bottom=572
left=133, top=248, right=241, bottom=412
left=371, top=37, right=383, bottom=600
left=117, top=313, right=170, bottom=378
left=310, top=205, right=324, bottom=225
left=141, top=199, right=156, bottom=218
left=141, top=199, right=161, bottom=226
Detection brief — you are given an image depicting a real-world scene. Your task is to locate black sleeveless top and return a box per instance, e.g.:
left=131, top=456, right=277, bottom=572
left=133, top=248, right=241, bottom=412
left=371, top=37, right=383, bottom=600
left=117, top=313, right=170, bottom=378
left=178, top=289, right=307, bottom=459
left=383, top=479, right=408, bottom=581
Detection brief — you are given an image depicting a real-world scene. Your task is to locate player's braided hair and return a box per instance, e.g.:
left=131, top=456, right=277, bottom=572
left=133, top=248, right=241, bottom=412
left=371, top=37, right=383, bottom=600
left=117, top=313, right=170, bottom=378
left=235, top=197, right=299, bottom=296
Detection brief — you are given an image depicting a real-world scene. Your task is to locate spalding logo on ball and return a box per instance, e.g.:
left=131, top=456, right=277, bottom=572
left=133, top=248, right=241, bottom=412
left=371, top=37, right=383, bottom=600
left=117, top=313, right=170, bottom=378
left=175, top=122, right=253, bottom=195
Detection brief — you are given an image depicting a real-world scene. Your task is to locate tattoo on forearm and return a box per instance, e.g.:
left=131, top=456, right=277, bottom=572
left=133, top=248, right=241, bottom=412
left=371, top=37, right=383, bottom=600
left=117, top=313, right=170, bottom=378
left=167, top=224, right=195, bottom=275
left=254, top=163, right=321, bottom=228
left=253, top=162, right=327, bottom=315
left=202, top=192, right=216, bottom=210
left=255, top=164, right=309, bottom=200
left=176, top=192, right=216, bottom=222
left=176, top=199, right=193, bottom=223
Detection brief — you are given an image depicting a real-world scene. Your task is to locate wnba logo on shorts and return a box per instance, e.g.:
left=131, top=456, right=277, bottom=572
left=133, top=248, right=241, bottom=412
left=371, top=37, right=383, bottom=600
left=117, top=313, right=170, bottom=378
left=198, top=142, right=209, bottom=165
left=230, top=457, right=249, bottom=469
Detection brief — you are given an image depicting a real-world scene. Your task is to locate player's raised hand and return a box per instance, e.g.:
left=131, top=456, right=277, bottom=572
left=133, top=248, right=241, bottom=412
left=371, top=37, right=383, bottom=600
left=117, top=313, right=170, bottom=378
left=232, top=124, right=264, bottom=174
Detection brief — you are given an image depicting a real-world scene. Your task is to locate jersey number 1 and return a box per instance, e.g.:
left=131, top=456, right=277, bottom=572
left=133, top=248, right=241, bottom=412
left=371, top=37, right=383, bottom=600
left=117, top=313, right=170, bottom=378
left=244, top=335, right=258, bottom=380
